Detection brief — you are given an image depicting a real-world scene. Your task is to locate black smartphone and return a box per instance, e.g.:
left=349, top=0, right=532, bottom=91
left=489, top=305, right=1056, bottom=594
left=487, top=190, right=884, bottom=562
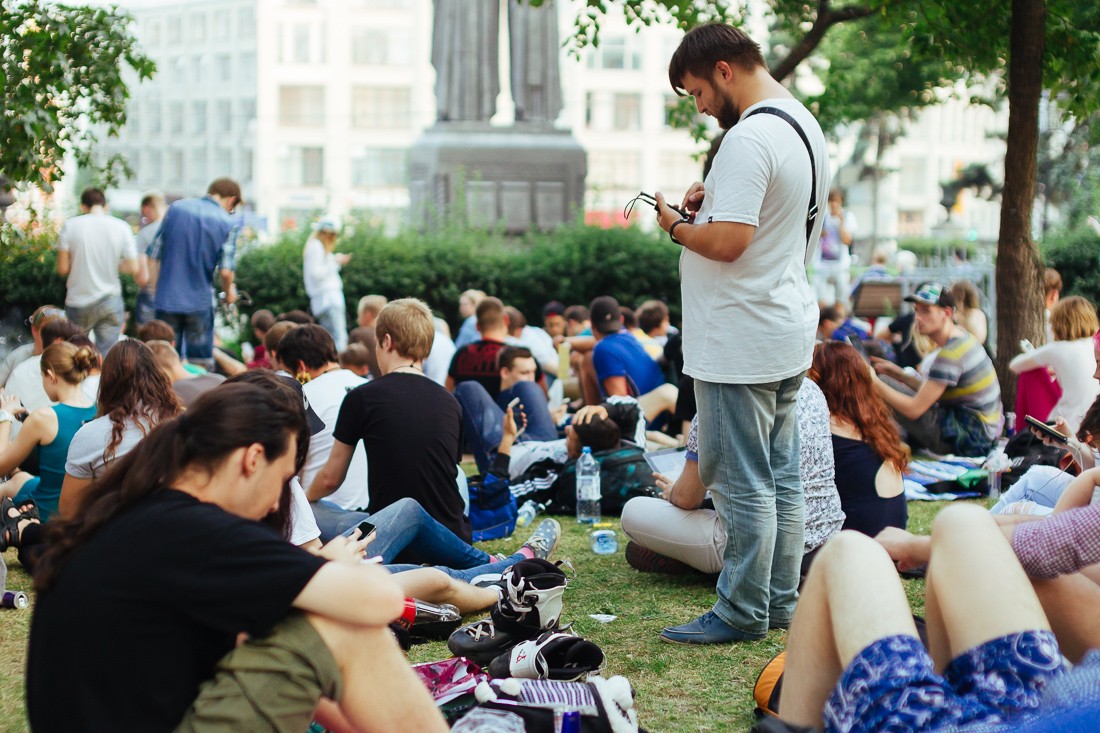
left=639, top=192, right=688, bottom=219
left=846, top=333, right=870, bottom=363
left=1024, top=414, right=1069, bottom=444
left=355, top=520, right=377, bottom=540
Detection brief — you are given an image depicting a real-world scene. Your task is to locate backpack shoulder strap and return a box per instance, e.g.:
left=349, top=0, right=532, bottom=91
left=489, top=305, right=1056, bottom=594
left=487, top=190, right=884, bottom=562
left=741, top=106, right=819, bottom=256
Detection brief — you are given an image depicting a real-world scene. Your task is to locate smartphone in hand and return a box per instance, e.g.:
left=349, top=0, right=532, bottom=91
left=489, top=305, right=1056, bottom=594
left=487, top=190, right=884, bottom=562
left=1024, top=414, right=1069, bottom=444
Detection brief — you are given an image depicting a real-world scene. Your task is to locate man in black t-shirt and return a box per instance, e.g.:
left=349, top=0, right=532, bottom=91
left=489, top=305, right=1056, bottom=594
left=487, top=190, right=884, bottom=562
left=311, top=298, right=472, bottom=542
left=446, top=296, right=544, bottom=397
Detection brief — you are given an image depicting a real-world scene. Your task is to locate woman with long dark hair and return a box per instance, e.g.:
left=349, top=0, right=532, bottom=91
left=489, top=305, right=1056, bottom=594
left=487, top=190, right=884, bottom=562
left=0, top=341, right=97, bottom=521
left=810, top=340, right=909, bottom=537
left=59, top=339, right=182, bottom=518
left=28, top=383, right=447, bottom=732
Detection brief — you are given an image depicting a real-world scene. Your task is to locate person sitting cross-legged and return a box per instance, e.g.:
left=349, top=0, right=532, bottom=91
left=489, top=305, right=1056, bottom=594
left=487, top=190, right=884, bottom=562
left=308, top=298, right=471, bottom=543
left=580, top=296, right=677, bottom=425
left=26, top=382, right=450, bottom=732
left=870, top=282, right=1003, bottom=456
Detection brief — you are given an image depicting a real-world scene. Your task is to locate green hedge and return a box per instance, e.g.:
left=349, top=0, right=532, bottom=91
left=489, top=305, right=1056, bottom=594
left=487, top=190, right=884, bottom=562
left=235, top=223, right=684, bottom=330
left=1043, top=225, right=1100, bottom=305
left=0, top=225, right=139, bottom=326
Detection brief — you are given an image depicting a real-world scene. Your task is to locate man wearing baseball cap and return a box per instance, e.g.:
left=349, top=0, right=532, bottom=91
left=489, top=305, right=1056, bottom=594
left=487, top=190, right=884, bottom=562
left=871, top=282, right=1003, bottom=455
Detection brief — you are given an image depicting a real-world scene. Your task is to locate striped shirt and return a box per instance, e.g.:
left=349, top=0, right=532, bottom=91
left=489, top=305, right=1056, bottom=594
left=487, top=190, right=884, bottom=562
left=927, top=332, right=1003, bottom=442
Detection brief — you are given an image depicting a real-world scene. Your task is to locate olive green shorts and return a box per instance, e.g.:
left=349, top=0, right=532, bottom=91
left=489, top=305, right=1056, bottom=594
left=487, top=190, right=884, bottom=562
left=175, top=612, right=343, bottom=733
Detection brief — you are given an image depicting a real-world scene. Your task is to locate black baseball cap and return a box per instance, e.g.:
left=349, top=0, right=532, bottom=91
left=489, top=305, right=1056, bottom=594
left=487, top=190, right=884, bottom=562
left=589, top=296, right=623, bottom=335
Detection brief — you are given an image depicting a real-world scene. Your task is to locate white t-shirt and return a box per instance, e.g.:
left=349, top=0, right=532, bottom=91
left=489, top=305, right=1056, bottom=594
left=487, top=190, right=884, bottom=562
left=680, top=98, right=827, bottom=384
left=423, top=329, right=457, bottom=386
left=508, top=326, right=559, bottom=373
left=57, top=212, right=137, bottom=307
left=289, top=477, right=322, bottom=546
left=66, top=414, right=150, bottom=480
left=302, top=237, right=344, bottom=314
left=300, top=369, right=370, bottom=510
left=6, top=355, right=50, bottom=411
left=1009, top=338, right=1100, bottom=432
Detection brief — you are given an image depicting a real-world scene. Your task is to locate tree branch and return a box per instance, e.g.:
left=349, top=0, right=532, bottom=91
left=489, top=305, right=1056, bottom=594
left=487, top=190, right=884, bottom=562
left=769, top=0, right=900, bottom=82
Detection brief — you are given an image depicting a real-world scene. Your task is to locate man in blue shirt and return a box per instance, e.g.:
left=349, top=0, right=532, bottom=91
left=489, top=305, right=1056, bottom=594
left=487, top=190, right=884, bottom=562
left=150, top=178, right=242, bottom=370
left=587, top=295, right=676, bottom=426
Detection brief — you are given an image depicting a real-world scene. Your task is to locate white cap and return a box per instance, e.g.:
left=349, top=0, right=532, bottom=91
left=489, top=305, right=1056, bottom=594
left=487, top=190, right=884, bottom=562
left=312, top=217, right=339, bottom=234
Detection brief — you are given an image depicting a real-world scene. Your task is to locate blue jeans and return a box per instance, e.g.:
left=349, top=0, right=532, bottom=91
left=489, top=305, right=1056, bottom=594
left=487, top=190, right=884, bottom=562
left=66, top=294, right=124, bottom=352
left=313, top=302, right=348, bottom=352
left=454, top=380, right=559, bottom=473
left=134, top=291, right=157, bottom=325
left=319, top=497, right=494, bottom=568
left=156, top=308, right=214, bottom=369
left=696, top=374, right=806, bottom=635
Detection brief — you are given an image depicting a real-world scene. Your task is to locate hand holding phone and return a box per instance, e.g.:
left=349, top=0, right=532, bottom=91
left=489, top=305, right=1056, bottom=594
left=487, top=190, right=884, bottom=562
left=1024, top=414, right=1069, bottom=444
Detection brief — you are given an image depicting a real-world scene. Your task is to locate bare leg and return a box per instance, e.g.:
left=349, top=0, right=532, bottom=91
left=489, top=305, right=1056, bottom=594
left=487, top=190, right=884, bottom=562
left=780, top=531, right=917, bottom=728
left=1031, top=571, right=1100, bottom=663
left=392, top=567, right=498, bottom=614
left=309, top=615, right=448, bottom=733
left=924, top=504, right=1050, bottom=668
left=0, top=471, right=33, bottom=498
left=638, top=383, right=678, bottom=422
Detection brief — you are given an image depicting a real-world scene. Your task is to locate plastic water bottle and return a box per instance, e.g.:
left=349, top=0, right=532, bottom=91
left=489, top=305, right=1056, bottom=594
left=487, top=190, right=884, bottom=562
left=516, top=500, right=542, bottom=527
left=576, top=447, right=601, bottom=524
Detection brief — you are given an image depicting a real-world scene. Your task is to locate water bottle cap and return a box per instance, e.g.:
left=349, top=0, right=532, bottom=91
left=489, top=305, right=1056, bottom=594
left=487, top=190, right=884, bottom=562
left=582, top=446, right=591, bottom=454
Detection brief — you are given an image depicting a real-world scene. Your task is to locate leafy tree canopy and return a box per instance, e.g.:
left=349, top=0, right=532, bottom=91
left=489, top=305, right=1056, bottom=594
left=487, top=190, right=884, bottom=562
left=0, top=0, right=155, bottom=191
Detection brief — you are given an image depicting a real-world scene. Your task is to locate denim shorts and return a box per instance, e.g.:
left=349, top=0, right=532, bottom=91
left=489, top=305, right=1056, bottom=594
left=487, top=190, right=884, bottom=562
left=825, top=632, right=1065, bottom=733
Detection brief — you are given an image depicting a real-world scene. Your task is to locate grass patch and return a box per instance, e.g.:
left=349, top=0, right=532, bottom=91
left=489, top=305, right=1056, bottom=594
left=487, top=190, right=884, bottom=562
left=0, top=499, right=983, bottom=730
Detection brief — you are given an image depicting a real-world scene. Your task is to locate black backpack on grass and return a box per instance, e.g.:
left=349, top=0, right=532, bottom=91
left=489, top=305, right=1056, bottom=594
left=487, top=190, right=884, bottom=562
left=546, top=444, right=660, bottom=516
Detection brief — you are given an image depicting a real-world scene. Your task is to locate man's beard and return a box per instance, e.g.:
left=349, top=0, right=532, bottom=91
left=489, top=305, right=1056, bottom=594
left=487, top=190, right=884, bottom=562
left=716, top=94, right=740, bottom=129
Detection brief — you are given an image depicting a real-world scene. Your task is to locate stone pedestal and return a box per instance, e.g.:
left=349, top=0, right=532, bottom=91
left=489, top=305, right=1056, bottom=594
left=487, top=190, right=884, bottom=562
left=409, top=123, right=586, bottom=233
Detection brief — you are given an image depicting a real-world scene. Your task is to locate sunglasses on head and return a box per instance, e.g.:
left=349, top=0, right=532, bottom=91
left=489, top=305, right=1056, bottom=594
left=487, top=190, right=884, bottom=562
left=26, top=307, right=66, bottom=328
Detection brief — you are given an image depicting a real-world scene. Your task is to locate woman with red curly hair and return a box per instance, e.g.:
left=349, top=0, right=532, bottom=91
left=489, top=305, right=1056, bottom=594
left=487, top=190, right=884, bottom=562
left=811, top=340, right=908, bottom=536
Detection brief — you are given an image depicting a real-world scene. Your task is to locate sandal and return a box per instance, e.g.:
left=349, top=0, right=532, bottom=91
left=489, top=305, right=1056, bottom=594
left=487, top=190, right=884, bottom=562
left=15, top=498, right=39, bottom=521
left=0, top=497, right=23, bottom=552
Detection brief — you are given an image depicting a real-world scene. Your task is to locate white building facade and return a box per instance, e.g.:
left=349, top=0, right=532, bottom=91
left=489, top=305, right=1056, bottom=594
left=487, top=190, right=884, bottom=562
left=105, top=0, right=1007, bottom=242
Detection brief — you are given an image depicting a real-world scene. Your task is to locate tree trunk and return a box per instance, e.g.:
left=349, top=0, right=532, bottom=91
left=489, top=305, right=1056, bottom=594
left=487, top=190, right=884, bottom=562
left=995, top=0, right=1047, bottom=410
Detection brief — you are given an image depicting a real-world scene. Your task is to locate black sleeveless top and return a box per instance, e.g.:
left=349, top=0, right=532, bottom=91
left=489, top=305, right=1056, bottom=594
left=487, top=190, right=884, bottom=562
left=832, top=435, right=908, bottom=537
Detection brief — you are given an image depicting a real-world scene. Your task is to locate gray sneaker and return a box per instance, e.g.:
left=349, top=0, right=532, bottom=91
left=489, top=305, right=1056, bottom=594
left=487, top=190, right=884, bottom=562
left=521, top=518, right=561, bottom=560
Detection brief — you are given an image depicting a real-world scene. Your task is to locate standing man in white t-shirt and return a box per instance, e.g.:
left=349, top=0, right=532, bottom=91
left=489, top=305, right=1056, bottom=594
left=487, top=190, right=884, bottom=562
left=813, top=188, right=857, bottom=306
left=303, top=218, right=351, bottom=352
left=653, top=23, right=828, bottom=645
left=134, top=190, right=167, bottom=326
left=56, top=188, right=143, bottom=352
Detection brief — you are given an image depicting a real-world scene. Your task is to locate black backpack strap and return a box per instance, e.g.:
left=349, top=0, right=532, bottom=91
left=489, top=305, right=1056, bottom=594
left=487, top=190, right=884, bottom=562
left=741, top=106, right=819, bottom=256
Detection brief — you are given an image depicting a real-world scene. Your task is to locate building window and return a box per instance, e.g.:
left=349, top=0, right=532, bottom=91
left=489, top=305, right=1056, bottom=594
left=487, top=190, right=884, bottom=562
left=240, top=52, right=257, bottom=83
left=166, top=15, right=182, bottom=44
left=351, top=148, right=408, bottom=187
left=169, top=102, right=184, bottom=134
left=351, top=86, right=411, bottom=129
left=241, top=149, right=254, bottom=182
left=192, top=101, right=207, bottom=134
left=147, top=96, right=162, bottom=133
left=214, top=54, right=232, bottom=83
left=170, top=56, right=186, bottom=85
left=212, top=10, right=230, bottom=39
left=351, top=28, right=412, bottom=66
left=126, top=102, right=141, bottom=134
left=192, top=55, right=206, bottom=84
left=216, top=100, right=233, bottom=133
left=239, top=97, right=257, bottom=125
left=167, top=149, right=184, bottom=183
left=191, top=148, right=208, bottom=186
left=586, top=36, right=640, bottom=71
left=147, top=151, right=162, bottom=182
left=190, top=13, right=207, bottom=43
left=898, top=210, right=924, bottom=237
left=293, top=24, right=311, bottom=63
left=278, top=85, right=325, bottom=126
left=613, top=93, right=641, bottom=131
left=239, top=7, right=255, bottom=36
left=280, top=146, right=325, bottom=186
left=587, top=151, right=641, bottom=190
left=144, top=19, right=160, bottom=45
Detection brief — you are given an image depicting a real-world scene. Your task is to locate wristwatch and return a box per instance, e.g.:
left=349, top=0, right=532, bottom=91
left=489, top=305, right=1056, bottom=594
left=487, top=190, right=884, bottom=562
left=669, top=218, right=689, bottom=246
left=0, top=410, right=14, bottom=424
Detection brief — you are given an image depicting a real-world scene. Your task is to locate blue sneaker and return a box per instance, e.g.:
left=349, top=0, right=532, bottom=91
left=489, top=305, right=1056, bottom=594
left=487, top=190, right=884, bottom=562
left=659, top=611, right=766, bottom=645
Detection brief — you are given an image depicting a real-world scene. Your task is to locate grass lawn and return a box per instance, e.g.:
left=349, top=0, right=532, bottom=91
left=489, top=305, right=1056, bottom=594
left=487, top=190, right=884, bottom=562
left=0, top=500, right=968, bottom=731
